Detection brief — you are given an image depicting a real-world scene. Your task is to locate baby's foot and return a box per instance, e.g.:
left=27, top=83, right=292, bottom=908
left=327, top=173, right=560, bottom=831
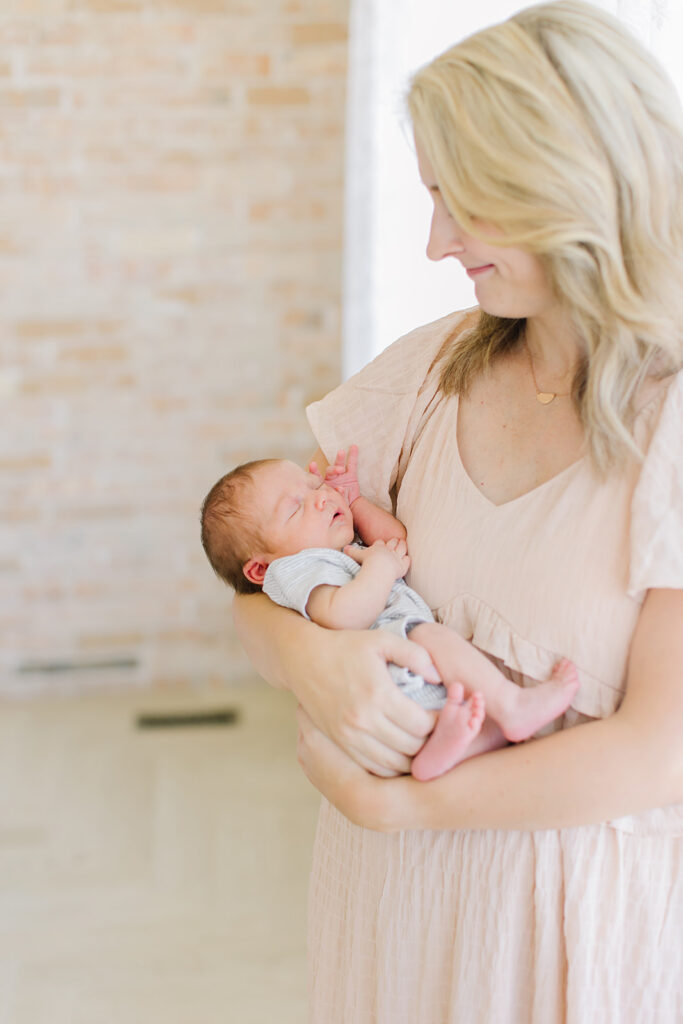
left=499, top=658, right=579, bottom=743
left=411, top=684, right=486, bottom=782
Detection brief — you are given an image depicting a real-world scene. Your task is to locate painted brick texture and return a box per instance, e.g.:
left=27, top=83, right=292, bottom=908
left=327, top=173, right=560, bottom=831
left=1, top=2, right=348, bottom=693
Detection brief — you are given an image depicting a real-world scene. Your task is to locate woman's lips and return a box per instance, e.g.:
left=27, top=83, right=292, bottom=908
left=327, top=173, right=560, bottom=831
left=466, top=264, right=495, bottom=278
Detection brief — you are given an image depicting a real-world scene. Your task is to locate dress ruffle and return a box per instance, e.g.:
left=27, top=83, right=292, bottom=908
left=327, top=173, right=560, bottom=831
left=436, top=593, right=683, bottom=837
left=436, top=592, right=622, bottom=720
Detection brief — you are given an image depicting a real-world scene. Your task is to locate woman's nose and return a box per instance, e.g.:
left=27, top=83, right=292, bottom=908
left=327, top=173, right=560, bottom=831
left=426, top=206, right=465, bottom=262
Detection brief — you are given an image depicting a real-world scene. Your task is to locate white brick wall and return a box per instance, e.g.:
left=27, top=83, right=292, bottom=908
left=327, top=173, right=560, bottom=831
left=0, top=2, right=348, bottom=694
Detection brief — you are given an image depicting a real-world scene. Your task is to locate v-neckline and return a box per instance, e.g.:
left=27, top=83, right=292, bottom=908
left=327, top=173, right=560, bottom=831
left=452, top=393, right=586, bottom=510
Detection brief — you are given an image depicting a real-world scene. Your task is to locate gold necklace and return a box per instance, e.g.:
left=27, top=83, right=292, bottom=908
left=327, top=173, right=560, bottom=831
left=525, top=343, right=571, bottom=405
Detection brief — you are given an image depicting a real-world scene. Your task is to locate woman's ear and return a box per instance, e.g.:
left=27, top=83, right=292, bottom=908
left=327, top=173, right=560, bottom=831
left=243, top=557, right=270, bottom=586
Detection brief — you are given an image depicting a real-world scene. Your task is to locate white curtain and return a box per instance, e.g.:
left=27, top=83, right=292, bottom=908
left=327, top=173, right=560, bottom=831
left=342, top=0, right=683, bottom=376
left=612, top=0, right=679, bottom=49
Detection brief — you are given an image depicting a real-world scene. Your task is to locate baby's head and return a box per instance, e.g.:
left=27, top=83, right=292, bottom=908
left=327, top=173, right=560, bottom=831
left=201, top=458, right=355, bottom=594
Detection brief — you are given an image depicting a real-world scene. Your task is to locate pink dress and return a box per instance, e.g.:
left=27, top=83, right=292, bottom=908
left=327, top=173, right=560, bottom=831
left=305, top=309, right=683, bottom=1024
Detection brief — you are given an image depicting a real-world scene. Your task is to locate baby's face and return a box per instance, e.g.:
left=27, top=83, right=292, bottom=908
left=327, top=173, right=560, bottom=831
left=252, top=461, right=355, bottom=560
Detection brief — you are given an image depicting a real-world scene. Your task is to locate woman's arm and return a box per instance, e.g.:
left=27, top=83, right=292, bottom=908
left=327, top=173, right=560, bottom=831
left=232, top=590, right=438, bottom=776
left=297, top=588, right=683, bottom=830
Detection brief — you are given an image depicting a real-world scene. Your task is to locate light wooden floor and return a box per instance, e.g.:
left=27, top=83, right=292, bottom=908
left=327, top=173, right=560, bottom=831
left=0, top=680, right=320, bottom=1024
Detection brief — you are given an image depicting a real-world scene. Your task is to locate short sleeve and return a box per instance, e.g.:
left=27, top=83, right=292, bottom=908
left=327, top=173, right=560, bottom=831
left=306, top=309, right=478, bottom=513
left=628, top=369, right=683, bottom=595
left=263, top=548, right=358, bottom=620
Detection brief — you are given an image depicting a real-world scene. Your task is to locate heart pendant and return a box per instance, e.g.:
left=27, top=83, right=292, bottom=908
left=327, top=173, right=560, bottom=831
left=536, top=392, right=556, bottom=405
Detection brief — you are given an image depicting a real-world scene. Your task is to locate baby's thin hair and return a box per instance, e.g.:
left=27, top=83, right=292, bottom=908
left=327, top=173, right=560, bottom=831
left=200, top=459, right=276, bottom=594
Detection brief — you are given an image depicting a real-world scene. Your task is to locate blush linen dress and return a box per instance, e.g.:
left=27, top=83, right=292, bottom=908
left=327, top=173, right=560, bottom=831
left=305, top=309, right=683, bottom=1024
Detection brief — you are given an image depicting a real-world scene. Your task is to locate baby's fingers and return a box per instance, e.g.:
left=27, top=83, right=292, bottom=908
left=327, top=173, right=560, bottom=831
left=386, top=537, right=408, bottom=556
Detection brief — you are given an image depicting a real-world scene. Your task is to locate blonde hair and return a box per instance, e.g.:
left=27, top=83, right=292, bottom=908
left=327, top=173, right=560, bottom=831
left=408, top=0, right=683, bottom=469
left=200, top=460, right=275, bottom=595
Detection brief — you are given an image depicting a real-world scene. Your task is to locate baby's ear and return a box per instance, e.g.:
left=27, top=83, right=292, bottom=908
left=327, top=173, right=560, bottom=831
left=243, top=557, right=270, bottom=586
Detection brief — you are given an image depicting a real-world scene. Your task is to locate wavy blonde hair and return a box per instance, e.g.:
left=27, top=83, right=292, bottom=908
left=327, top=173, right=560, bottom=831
left=407, top=0, right=683, bottom=469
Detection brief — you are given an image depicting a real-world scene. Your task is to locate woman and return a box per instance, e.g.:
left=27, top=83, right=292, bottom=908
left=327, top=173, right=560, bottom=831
left=234, top=2, right=683, bottom=1020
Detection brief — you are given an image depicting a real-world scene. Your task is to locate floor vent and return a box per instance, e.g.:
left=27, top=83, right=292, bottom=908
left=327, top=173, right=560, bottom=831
left=135, top=708, right=240, bottom=729
left=18, top=657, right=138, bottom=674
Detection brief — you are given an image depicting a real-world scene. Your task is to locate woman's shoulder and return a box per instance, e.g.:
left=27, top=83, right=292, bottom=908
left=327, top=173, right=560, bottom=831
left=658, top=365, right=683, bottom=406
left=635, top=365, right=683, bottom=438
left=306, top=308, right=480, bottom=508
left=347, top=307, right=480, bottom=396
left=642, top=365, right=683, bottom=450
left=629, top=367, right=683, bottom=596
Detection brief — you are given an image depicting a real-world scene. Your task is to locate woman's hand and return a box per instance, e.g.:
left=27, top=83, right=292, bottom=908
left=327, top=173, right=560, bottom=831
left=289, top=626, right=438, bottom=777
left=233, top=593, right=437, bottom=777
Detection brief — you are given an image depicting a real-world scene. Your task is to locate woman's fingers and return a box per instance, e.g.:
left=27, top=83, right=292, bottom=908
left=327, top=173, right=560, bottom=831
left=346, top=741, right=410, bottom=777
left=354, top=713, right=430, bottom=767
left=327, top=693, right=422, bottom=769
left=333, top=653, right=438, bottom=771
left=342, top=634, right=439, bottom=754
left=297, top=704, right=410, bottom=779
left=378, top=630, right=443, bottom=689
left=288, top=628, right=439, bottom=773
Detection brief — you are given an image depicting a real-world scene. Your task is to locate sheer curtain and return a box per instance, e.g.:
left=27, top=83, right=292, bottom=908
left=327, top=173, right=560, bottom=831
left=342, top=0, right=683, bottom=376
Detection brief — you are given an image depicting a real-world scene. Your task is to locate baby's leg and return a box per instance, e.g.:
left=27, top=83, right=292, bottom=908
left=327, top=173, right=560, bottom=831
left=411, top=684, right=488, bottom=782
left=410, top=622, right=579, bottom=742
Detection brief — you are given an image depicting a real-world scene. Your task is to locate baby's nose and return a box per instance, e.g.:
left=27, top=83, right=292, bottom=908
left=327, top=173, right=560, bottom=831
left=314, top=490, right=327, bottom=510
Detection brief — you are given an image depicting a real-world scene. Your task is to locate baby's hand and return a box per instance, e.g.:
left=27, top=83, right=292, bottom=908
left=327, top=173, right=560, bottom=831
left=323, top=445, right=361, bottom=506
left=345, top=538, right=410, bottom=580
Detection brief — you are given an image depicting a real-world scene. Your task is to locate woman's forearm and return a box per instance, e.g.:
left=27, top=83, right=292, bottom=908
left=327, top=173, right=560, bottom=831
left=370, top=710, right=682, bottom=833
left=233, top=591, right=314, bottom=692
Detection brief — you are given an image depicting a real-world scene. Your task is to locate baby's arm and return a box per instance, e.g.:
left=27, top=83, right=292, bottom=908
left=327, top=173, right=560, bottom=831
left=306, top=539, right=410, bottom=630
left=313, top=446, right=407, bottom=545
left=352, top=495, right=407, bottom=545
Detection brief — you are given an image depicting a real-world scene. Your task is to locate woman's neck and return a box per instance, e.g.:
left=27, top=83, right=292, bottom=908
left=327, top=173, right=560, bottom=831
left=524, top=308, right=583, bottom=380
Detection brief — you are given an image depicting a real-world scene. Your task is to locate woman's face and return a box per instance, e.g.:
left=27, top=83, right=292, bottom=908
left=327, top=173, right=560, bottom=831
left=416, top=140, right=558, bottom=320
